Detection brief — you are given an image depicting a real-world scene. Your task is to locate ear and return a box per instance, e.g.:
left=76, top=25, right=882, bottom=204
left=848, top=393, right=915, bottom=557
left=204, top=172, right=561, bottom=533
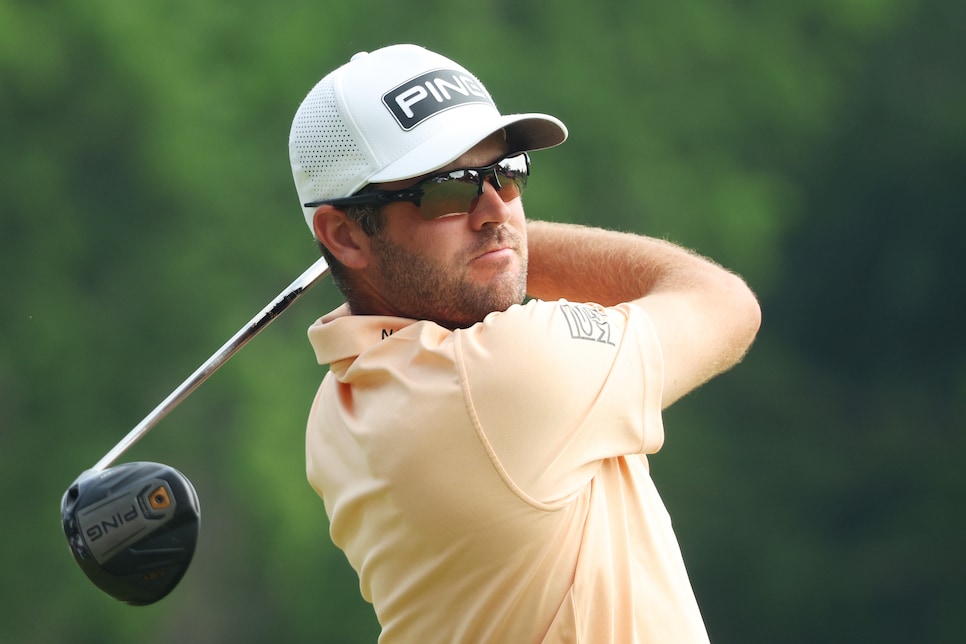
left=312, top=206, right=371, bottom=269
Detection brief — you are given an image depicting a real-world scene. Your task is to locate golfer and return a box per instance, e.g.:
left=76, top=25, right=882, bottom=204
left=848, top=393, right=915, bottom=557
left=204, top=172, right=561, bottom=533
left=290, top=44, right=760, bottom=643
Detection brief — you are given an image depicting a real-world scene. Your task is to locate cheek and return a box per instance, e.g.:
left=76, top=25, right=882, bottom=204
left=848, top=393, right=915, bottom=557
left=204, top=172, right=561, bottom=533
left=384, top=209, right=461, bottom=253
left=381, top=205, right=431, bottom=246
left=394, top=224, right=445, bottom=254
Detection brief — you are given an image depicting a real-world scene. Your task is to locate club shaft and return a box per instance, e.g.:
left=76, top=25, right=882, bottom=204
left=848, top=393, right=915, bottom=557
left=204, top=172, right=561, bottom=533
left=92, top=257, right=330, bottom=472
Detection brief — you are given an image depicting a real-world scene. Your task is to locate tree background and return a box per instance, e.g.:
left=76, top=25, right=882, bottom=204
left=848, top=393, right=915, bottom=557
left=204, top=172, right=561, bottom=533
left=2, top=1, right=963, bottom=642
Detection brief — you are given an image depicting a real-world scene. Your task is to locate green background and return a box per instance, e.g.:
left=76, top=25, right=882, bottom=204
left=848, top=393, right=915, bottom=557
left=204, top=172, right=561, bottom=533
left=2, top=1, right=963, bottom=642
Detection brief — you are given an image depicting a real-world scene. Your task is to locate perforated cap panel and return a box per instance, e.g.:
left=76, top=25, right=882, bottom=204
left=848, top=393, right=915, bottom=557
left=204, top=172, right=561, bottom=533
left=290, top=76, right=371, bottom=205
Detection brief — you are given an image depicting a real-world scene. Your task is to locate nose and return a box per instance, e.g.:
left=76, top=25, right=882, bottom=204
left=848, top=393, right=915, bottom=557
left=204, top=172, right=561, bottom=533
left=467, top=178, right=514, bottom=229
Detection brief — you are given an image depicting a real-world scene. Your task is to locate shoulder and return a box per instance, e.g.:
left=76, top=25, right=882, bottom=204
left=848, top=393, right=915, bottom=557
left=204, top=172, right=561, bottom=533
left=456, top=298, right=651, bottom=364
left=453, top=298, right=662, bottom=406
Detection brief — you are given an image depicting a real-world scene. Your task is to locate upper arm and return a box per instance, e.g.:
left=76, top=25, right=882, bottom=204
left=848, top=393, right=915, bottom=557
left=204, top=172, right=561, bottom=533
left=633, top=271, right=761, bottom=408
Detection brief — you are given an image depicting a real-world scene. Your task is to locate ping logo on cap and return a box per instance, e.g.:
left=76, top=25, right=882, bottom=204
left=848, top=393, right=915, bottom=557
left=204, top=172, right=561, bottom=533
left=383, top=68, right=494, bottom=131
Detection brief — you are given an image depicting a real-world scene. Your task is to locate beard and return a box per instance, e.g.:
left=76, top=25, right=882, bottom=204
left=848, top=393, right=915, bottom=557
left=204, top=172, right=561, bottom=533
left=368, top=226, right=528, bottom=330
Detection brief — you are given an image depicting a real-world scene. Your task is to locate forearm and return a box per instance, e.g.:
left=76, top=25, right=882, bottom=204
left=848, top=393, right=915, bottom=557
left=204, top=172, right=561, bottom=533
left=525, top=219, right=761, bottom=407
left=525, top=220, right=717, bottom=305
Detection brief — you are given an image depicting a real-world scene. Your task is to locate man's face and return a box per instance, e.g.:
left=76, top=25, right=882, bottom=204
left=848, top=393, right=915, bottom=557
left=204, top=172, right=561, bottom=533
left=361, top=134, right=529, bottom=329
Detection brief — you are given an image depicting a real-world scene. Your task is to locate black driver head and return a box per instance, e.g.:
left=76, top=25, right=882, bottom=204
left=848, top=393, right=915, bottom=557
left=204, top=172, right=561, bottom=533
left=61, top=462, right=201, bottom=605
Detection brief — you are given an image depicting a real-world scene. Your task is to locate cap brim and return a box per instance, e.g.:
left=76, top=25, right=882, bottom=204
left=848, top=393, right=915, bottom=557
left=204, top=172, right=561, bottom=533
left=367, top=112, right=567, bottom=185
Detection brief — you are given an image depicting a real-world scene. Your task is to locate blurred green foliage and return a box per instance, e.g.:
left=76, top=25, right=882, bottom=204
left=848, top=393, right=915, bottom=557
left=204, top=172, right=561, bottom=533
left=2, top=0, right=963, bottom=642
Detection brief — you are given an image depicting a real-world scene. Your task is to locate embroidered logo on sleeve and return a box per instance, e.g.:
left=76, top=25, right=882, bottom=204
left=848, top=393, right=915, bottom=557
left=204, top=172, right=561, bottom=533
left=558, top=303, right=615, bottom=346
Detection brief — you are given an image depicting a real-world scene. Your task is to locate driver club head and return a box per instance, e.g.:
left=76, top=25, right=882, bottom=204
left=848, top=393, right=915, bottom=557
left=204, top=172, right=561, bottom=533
left=61, top=462, right=201, bottom=605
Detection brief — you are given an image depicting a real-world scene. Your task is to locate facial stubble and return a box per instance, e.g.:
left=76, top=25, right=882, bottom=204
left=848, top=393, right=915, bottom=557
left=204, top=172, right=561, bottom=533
left=369, top=227, right=528, bottom=330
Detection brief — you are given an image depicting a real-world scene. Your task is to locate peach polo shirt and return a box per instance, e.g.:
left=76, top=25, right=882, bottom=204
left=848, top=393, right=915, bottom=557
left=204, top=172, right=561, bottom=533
left=306, top=299, right=708, bottom=643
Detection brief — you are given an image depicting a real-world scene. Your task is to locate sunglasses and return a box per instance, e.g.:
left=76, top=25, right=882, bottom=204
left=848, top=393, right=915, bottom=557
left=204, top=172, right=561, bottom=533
left=303, top=153, right=530, bottom=221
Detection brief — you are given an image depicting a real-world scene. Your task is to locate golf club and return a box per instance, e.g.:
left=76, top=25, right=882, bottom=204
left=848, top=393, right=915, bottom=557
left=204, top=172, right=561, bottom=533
left=61, top=256, right=330, bottom=604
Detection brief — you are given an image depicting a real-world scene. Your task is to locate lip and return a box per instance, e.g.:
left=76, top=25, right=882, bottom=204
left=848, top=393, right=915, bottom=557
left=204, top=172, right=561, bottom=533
left=473, top=246, right=515, bottom=262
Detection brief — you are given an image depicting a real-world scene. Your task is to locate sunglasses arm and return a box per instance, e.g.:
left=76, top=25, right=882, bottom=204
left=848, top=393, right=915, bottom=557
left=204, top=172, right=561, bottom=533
left=304, top=189, right=423, bottom=209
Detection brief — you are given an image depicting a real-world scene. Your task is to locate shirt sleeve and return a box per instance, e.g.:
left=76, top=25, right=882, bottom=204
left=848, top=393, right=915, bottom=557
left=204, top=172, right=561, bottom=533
left=453, top=299, right=665, bottom=506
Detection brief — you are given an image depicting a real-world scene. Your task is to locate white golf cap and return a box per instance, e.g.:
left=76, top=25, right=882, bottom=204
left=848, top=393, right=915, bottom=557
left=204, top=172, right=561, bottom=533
left=289, top=44, right=568, bottom=233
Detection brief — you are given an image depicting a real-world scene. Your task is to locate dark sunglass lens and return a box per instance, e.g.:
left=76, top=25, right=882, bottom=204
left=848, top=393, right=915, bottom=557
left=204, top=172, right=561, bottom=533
left=417, top=175, right=481, bottom=220
left=495, top=155, right=529, bottom=197
left=415, top=154, right=530, bottom=219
